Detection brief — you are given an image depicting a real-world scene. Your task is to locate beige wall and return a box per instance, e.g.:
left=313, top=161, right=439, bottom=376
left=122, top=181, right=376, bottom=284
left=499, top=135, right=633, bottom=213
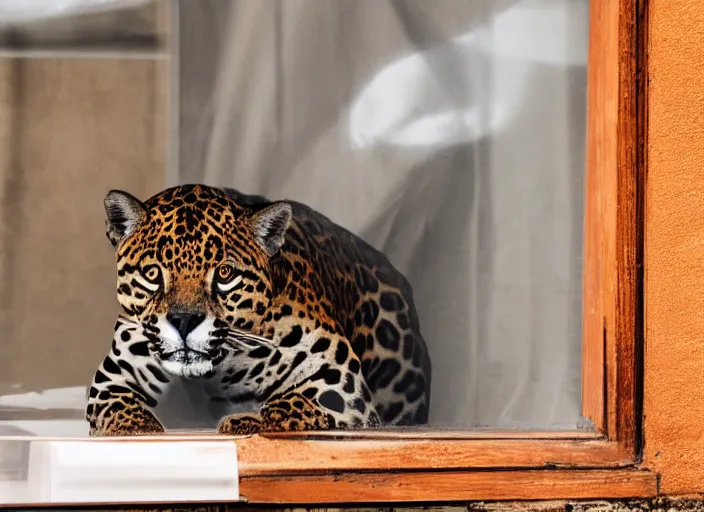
left=643, top=0, right=704, bottom=496
left=0, top=58, right=167, bottom=394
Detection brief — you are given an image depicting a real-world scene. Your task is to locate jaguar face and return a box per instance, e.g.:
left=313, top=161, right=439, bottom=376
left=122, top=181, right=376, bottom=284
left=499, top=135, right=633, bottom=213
left=104, top=185, right=292, bottom=379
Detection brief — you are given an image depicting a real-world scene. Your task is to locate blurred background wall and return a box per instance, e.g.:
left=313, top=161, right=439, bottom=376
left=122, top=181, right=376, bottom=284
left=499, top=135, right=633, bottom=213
left=0, top=0, right=169, bottom=414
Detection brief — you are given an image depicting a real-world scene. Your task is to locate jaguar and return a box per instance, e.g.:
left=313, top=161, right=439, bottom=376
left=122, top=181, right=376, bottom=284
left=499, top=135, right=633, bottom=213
left=86, top=184, right=431, bottom=435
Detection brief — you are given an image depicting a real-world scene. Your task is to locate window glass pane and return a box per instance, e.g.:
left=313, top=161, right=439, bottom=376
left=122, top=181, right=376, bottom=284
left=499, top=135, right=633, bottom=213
left=177, top=0, right=589, bottom=429
left=0, top=0, right=589, bottom=444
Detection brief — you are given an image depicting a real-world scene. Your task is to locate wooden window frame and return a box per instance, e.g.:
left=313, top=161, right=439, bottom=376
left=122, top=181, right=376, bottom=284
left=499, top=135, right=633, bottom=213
left=2, top=0, right=653, bottom=507
left=226, top=0, right=652, bottom=503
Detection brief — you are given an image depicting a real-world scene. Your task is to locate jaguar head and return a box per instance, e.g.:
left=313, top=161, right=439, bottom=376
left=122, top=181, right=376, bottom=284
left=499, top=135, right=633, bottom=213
left=104, top=184, right=291, bottom=378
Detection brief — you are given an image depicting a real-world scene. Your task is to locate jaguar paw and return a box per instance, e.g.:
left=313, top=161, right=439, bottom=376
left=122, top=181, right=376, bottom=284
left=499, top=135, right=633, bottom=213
left=216, top=414, right=263, bottom=435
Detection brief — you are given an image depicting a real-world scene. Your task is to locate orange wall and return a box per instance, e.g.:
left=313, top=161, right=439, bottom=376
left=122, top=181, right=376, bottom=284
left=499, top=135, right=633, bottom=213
left=644, top=0, right=704, bottom=496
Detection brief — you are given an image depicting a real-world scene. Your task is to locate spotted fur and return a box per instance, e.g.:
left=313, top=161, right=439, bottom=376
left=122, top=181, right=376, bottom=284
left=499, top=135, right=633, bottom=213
left=87, top=184, right=431, bottom=435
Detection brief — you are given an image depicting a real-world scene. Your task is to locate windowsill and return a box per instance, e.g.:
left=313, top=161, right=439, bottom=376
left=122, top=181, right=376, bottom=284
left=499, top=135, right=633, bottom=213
left=0, top=431, right=657, bottom=506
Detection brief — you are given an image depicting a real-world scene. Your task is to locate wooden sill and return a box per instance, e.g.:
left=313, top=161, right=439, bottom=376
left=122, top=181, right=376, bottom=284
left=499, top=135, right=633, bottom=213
left=5, top=430, right=630, bottom=473
left=230, top=431, right=656, bottom=504
left=212, top=432, right=654, bottom=503
left=239, top=469, right=658, bottom=504
left=235, top=434, right=631, bottom=475
left=0, top=432, right=655, bottom=505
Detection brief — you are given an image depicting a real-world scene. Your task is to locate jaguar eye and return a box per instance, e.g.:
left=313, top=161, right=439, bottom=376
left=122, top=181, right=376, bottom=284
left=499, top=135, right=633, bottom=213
left=215, top=264, right=235, bottom=283
left=142, top=265, right=162, bottom=283
left=215, top=264, right=241, bottom=292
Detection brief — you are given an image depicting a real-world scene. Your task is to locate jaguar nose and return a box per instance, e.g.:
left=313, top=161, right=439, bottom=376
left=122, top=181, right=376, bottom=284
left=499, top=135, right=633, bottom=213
left=166, top=312, right=206, bottom=341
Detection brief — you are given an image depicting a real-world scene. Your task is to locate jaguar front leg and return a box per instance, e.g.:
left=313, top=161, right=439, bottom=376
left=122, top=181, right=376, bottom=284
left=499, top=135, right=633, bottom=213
left=89, top=393, right=165, bottom=437
left=86, top=318, right=170, bottom=436
left=216, top=392, right=332, bottom=435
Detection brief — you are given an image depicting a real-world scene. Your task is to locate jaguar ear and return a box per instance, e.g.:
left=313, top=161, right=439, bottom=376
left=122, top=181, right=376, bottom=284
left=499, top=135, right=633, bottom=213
left=104, top=189, right=148, bottom=248
left=250, top=201, right=292, bottom=256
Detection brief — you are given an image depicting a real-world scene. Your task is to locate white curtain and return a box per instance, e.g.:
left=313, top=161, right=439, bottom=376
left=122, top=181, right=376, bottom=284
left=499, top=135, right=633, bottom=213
left=177, top=0, right=588, bottom=429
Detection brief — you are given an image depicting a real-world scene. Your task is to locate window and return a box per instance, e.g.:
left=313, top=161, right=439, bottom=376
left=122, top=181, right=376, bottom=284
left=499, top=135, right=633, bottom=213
left=6, top=0, right=698, bottom=507
left=177, top=0, right=589, bottom=431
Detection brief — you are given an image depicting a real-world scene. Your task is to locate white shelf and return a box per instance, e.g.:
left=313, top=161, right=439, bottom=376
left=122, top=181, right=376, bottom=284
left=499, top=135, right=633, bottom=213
left=0, top=438, right=240, bottom=506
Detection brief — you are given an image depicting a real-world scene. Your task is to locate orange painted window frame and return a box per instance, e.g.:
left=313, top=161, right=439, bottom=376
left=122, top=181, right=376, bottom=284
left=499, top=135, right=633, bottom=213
left=223, top=0, right=653, bottom=504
